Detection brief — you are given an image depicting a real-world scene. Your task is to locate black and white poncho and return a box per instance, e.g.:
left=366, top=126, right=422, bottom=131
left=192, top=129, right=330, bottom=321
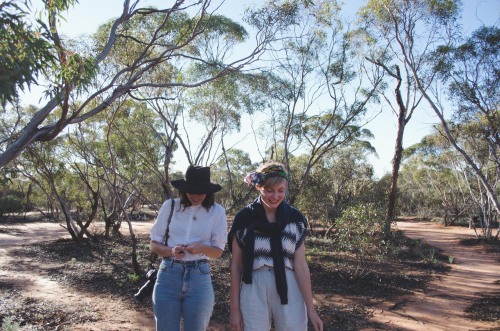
left=228, top=197, right=307, bottom=304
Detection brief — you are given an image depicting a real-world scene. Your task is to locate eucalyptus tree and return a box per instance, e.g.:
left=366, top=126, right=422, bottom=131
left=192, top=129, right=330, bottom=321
left=359, top=0, right=465, bottom=236
left=0, top=0, right=55, bottom=105
left=399, top=131, right=474, bottom=223
left=454, top=120, right=500, bottom=239
left=143, top=71, right=267, bottom=179
left=444, top=120, right=499, bottom=237
left=432, top=26, right=500, bottom=235
left=434, top=26, right=499, bottom=160
left=360, top=0, right=500, bottom=236
left=147, top=74, right=267, bottom=210
left=0, top=0, right=294, bottom=169
left=181, top=72, right=268, bottom=164
left=66, top=99, right=167, bottom=236
left=13, top=131, right=98, bottom=242
left=401, top=120, right=498, bottom=238
left=291, top=142, right=378, bottom=237
left=256, top=0, right=384, bottom=203
left=210, top=148, right=256, bottom=213
left=102, top=101, right=166, bottom=204
left=88, top=4, right=292, bottom=198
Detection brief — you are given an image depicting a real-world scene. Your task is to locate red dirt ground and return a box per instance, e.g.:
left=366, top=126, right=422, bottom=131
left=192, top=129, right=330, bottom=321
left=1, top=220, right=499, bottom=331
left=364, top=221, right=500, bottom=331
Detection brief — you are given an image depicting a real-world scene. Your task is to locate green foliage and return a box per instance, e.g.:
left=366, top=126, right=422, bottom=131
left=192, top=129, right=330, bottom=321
left=414, top=245, right=452, bottom=267
left=398, top=119, right=497, bottom=228
left=363, top=0, right=460, bottom=25
left=398, top=153, right=448, bottom=217
left=428, top=0, right=461, bottom=22
left=334, top=203, right=387, bottom=257
left=211, top=149, right=255, bottom=212
left=185, top=75, right=244, bottom=131
left=0, top=1, right=55, bottom=105
left=127, top=273, right=141, bottom=282
left=1, top=317, right=20, bottom=331
left=0, top=0, right=98, bottom=147
left=57, top=53, right=98, bottom=94
left=43, top=0, right=78, bottom=12
left=96, top=10, right=248, bottom=78
left=245, top=0, right=299, bottom=31
left=433, top=26, right=499, bottom=122
left=292, top=143, right=381, bottom=227
left=199, top=14, right=248, bottom=41
left=0, top=195, right=23, bottom=216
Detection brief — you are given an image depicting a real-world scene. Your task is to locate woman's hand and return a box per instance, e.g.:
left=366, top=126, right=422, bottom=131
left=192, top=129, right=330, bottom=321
left=229, top=237, right=244, bottom=330
left=308, top=309, right=323, bottom=331
left=294, top=243, right=324, bottom=331
left=171, top=244, right=187, bottom=259
left=230, top=309, right=244, bottom=331
left=184, top=242, right=207, bottom=255
left=183, top=242, right=223, bottom=258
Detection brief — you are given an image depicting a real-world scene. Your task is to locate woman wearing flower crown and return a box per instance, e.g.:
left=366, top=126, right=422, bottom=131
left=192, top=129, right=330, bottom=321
left=228, top=161, right=323, bottom=331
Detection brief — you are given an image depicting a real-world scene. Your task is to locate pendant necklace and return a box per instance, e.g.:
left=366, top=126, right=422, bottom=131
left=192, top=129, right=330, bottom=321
left=192, top=206, right=202, bottom=221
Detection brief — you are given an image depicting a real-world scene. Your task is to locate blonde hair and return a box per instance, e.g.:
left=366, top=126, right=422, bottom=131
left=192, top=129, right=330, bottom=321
left=255, top=162, right=288, bottom=188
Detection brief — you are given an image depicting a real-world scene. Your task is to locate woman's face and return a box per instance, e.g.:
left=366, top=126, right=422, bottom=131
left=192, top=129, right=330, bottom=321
left=257, top=181, right=287, bottom=210
left=186, top=193, right=207, bottom=206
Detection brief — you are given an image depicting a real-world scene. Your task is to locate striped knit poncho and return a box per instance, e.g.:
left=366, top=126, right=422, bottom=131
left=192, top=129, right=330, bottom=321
left=228, top=197, right=307, bottom=304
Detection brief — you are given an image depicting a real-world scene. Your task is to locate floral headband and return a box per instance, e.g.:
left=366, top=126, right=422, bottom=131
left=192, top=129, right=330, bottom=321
left=244, top=164, right=289, bottom=187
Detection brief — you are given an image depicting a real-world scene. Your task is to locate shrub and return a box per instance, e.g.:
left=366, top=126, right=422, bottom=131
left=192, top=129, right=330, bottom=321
left=0, top=195, right=24, bottom=216
left=334, top=203, right=387, bottom=257
left=1, top=317, right=20, bottom=331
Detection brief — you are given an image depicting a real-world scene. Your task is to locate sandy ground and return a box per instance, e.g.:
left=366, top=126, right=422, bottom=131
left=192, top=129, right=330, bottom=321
left=365, top=221, right=500, bottom=331
left=1, top=220, right=499, bottom=331
left=0, top=221, right=158, bottom=331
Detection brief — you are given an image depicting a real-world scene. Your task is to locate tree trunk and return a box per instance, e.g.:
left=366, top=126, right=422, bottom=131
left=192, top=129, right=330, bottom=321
left=413, top=75, right=500, bottom=217
left=385, top=66, right=407, bottom=238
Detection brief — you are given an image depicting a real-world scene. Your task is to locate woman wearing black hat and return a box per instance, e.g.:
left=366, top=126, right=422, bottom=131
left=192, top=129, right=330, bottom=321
left=150, top=165, right=227, bottom=331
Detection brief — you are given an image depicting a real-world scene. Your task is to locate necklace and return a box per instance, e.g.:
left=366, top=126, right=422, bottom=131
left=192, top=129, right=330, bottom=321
left=192, top=205, right=202, bottom=221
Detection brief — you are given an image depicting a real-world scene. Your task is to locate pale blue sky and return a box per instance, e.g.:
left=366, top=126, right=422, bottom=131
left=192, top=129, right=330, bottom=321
left=26, top=0, right=500, bottom=177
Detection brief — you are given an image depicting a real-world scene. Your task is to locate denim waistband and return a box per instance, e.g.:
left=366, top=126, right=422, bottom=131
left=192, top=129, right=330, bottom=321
left=163, top=258, right=209, bottom=265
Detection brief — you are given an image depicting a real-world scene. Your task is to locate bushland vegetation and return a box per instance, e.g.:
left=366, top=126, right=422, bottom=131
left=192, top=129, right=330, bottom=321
left=0, top=0, right=498, bottom=327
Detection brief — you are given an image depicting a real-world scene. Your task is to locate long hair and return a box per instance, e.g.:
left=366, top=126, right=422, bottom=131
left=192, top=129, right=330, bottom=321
left=179, top=192, right=215, bottom=211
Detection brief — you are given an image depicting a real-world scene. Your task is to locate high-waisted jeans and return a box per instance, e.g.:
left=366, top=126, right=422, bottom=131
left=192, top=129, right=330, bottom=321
left=152, top=258, right=214, bottom=331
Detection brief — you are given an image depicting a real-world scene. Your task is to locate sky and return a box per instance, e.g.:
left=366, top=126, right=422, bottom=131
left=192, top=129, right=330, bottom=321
left=25, top=0, right=500, bottom=178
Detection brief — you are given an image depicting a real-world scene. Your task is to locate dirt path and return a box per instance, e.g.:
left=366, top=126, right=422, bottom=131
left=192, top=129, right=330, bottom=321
left=1, top=220, right=499, bottom=330
left=0, top=222, right=228, bottom=331
left=0, top=222, right=157, bottom=331
left=367, top=221, right=500, bottom=331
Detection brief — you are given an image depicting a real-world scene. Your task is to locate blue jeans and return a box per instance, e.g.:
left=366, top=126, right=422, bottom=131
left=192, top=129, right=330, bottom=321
left=152, top=259, right=214, bottom=331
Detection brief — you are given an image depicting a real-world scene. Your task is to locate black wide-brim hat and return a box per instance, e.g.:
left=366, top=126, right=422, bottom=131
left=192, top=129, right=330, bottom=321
left=171, top=165, right=222, bottom=194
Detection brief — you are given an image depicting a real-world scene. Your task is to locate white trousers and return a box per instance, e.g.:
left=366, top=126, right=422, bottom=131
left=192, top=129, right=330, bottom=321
left=240, top=267, right=307, bottom=331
